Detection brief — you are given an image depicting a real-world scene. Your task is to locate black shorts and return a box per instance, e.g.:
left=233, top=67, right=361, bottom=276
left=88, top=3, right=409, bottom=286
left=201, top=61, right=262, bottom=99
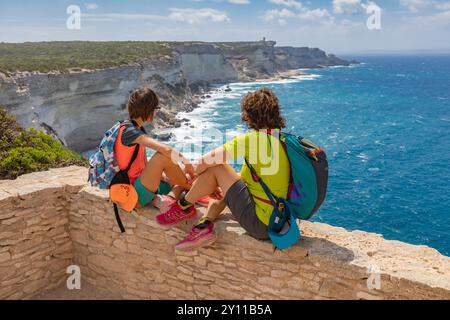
left=224, top=180, right=269, bottom=240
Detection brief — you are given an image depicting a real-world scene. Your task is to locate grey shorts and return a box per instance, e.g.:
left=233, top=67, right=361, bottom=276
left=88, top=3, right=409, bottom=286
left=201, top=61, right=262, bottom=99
left=225, top=180, right=269, bottom=240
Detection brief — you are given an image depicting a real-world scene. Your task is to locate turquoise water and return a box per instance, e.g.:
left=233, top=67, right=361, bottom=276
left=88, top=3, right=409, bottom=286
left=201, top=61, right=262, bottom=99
left=167, top=55, right=450, bottom=256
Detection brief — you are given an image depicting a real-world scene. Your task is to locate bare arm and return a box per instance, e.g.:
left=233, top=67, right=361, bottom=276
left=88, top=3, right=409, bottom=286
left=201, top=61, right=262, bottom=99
left=134, top=135, right=195, bottom=176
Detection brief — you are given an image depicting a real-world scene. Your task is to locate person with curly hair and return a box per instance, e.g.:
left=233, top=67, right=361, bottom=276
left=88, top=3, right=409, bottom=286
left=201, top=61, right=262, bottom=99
left=156, top=88, right=291, bottom=251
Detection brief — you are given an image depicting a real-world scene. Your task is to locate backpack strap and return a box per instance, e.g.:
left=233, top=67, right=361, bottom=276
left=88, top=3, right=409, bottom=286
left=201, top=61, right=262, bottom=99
left=244, top=158, right=278, bottom=208
left=243, top=130, right=284, bottom=208
left=125, top=144, right=140, bottom=173
left=113, top=203, right=126, bottom=233
left=117, top=122, right=141, bottom=173
left=244, top=130, right=292, bottom=215
left=112, top=127, right=140, bottom=234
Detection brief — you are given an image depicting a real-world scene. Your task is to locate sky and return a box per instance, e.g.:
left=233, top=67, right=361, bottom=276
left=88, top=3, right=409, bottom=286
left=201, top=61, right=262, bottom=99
left=0, top=0, right=450, bottom=54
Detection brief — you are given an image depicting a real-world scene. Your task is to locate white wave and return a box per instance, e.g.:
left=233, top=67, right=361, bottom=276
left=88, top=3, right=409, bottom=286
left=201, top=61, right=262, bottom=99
left=357, top=152, right=369, bottom=162
left=347, top=63, right=365, bottom=69
left=328, top=65, right=346, bottom=69
left=291, top=74, right=322, bottom=80
left=170, top=94, right=231, bottom=160
left=229, top=73, right=322, bottom=87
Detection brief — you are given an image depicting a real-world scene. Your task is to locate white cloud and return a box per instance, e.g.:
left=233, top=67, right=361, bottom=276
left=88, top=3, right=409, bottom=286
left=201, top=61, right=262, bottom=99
left=261, top=6, right=332, bottom=25
left=399, top=0, right=431, bottom=12
left=399, top=0, right=450, bottom=12
left=85, top=3, right=98, bottom=10
left=268, top=0, right=304, bottom=11
left=82, top=13, right=166, bottom=22
left=191, top=0, right=250, bottom=3
left=299, top=8, right=333, bottom=20
left=333, top=0, right=363, bottom=14
left=82, top=8, right=230, bottom=25
left=264, top=0, right=333, bottom=24
left=433, top=1, right=450, bottom=10
left=262, top=8, right=296, bottom=20
left=261, top=8, right=296, bottom=25
left=227, top=0, right=251, bottom=4
left=402, top=8, right=450, bottom=25
left=168, top=8, right=230, bottom=24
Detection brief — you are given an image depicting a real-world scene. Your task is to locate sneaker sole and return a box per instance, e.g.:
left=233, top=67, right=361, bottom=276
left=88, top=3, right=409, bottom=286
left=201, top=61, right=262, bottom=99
left=175, top=234, right=217, bottom=251
left=156, top=211, right=198, bottom=229
left=195, top=200, right=209, bottom=207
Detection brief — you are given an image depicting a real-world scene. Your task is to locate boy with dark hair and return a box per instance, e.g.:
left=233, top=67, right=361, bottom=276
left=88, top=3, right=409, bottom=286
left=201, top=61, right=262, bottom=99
left=115, top=87, right=195, bottom=210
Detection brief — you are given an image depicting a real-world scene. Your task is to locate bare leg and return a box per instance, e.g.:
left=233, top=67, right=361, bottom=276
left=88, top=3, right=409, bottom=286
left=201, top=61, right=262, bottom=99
left=139, top=152, right=190, bottom=192
left=168, top=185, right=185, bottom=199
left=203, top=199, right=227, bottom=222
left=184, top=164, right=240, bottom=222
left=185, top=164, right=239, bottom=203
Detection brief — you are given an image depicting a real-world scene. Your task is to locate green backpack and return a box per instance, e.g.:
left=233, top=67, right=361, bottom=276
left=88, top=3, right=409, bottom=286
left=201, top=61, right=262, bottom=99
left=245, top=132, right=329, bottom=249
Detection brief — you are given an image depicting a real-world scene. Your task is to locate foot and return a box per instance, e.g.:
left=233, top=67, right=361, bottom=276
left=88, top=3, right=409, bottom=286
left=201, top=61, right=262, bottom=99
left=175, top=221, right=217, bottom=251
left=155, top=202, right=197, bottom=228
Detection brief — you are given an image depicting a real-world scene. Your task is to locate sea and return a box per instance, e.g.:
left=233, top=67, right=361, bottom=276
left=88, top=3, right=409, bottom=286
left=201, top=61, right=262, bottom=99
left=159, top=55, right=450, bottom=256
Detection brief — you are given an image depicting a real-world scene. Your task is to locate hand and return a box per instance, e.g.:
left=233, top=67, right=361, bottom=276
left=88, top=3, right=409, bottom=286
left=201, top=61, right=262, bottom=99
left=210, top=187, right=224, bottom=200
left=185, top=173, right=195, bottom=186
left=184, top=163, right=197, bottom=180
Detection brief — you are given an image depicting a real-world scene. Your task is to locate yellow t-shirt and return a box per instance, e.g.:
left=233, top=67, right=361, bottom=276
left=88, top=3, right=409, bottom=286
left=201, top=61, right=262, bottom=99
left=223, top=130, right=290, bottom=225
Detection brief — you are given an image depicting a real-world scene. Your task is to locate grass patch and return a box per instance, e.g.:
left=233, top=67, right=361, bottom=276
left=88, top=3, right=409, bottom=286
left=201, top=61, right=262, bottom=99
left=0, top=41, right=173, bottom=73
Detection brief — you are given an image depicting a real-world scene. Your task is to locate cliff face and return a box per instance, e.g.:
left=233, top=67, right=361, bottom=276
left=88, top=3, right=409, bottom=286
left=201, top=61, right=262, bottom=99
left=0, top=58, right=192, bottom=152
left=275, top=46, right=351, bottom=69
left=0, top=41, right=351, bottom=152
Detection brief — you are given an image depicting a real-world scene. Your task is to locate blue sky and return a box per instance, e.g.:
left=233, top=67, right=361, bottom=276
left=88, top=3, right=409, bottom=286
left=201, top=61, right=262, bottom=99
left=1, top=0, right=450, bottom=53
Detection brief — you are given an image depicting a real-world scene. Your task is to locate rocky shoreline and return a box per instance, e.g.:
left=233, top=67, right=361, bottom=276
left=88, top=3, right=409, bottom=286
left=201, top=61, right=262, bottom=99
left=151, top=68, right=313, bottom=142
left=0, top=41, right=353, bottom=152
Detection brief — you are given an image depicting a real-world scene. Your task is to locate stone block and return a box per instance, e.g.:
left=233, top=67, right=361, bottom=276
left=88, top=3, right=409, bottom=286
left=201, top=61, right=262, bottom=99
left=0, top=252, right=11, bottom=263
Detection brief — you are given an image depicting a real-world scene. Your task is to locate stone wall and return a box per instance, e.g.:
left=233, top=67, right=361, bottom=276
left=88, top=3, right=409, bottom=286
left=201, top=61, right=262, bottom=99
left=0, top=167, right=82, bottom=299
left=1, top=167, right=449, bottom=300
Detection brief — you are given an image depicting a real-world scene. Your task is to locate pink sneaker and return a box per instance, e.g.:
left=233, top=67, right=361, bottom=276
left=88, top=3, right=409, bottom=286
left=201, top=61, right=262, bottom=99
left=175, top=222, right=217, bottom=251
left=155, top=203, right=197, bottom=228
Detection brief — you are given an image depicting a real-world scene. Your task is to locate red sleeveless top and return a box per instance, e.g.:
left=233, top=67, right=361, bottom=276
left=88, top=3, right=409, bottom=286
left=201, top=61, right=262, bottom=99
left=114, top=126, right=146, bottom=185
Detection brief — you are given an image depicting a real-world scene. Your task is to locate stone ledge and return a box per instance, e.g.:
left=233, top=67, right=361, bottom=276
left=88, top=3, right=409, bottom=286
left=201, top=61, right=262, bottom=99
left=1, top=166, right=449, bottom=299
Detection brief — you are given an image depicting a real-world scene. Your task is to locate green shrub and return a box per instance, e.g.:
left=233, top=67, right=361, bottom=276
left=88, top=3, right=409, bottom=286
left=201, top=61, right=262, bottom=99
left=0, top=108, right=23, bottom=153
left=0, top=107, right=87, bottom=180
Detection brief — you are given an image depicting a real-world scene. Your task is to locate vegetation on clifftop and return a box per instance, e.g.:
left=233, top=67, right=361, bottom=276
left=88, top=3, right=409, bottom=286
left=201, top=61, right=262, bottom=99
left=0, top=41, right=173, bottom=73
left=0, top=107, right=88, bottom=180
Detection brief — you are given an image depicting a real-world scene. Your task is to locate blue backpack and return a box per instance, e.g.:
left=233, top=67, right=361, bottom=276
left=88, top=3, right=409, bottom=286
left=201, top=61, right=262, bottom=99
left=88, top=122, right=123, bottom=190
left=245, top=132, right=329, bottom=250
left=88, top=121, right=141, bottom=234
